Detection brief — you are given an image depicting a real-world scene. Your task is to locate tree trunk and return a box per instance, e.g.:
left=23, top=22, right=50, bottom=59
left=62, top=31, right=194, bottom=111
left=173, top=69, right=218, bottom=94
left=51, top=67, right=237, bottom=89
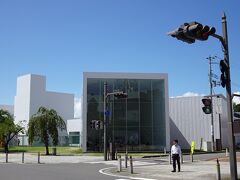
left=45, top=145, right=49, bottom=155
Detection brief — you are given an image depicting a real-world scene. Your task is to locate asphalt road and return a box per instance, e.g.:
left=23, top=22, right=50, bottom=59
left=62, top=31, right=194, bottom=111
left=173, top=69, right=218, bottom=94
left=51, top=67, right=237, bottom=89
left=0, top=163, right=119, bottom=180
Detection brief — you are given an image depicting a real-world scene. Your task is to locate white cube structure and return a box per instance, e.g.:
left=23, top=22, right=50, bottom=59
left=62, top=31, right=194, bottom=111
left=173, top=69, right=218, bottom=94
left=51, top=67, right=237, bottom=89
left=14, top=74, right=74, bottom=145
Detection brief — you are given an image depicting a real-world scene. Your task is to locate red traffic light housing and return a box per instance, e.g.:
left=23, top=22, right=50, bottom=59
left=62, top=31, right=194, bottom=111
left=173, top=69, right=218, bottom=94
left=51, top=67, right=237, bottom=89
left=202, top=98, right=212, bottom=114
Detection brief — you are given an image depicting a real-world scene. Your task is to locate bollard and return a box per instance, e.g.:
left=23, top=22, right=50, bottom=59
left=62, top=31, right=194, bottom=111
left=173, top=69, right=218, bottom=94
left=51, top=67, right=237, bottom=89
left=52, top=147, right=57, bottom=156
left=191, top=153, right=193, bottom=162
left=181, top=154, right=183, bottom=164
left=116, top=149, right=118, bottom=160
left=225, top=148, right=229, bottom=157
left=37, top=152, right=40, bottom=164
left=6, top=152, right=8, bottom=163
left=130, top=156, right=133, bottom=174
left=216, top=159, right=221, bottom=180
left=22, top=152, right=25, bottom=163
left=169, top=153, right=172, bottom=164
left=107, top=151, right=110, bottom=161
left=118, top=155, right=122, bottom=172
left=164, top=147, right=167, bottom=155
left=125, top=153, right=128, bottom=168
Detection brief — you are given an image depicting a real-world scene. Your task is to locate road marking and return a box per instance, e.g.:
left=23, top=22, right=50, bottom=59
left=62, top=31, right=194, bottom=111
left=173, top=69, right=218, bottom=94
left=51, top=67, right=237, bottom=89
left=99, top=167, right=157, bottom=180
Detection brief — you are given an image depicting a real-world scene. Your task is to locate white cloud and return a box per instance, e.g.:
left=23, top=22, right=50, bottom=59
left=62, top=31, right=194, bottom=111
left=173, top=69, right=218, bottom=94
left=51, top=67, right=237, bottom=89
left=74, top=97, right=82, bottom=118
left=182, top=92, right=204, bottom=97
left=233, top=92, right=240, bottom=104
left=171, top=91, right=205, bottom=98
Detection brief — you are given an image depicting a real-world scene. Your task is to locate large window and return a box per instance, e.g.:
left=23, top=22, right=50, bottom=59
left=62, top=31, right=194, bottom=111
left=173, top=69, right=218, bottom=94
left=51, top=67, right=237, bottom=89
left=86, top=78, right=166, bottom=152
left=69, top=132, right=80, bottom=146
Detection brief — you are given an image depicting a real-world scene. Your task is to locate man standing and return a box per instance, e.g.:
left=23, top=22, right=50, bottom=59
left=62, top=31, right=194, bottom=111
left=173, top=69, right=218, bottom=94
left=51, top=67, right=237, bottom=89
left=171, top=139, right=181, bottom=172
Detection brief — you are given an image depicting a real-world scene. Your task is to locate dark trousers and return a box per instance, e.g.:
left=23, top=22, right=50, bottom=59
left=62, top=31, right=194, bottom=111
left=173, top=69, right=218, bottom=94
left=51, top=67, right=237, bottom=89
left=172, top=154, right=180, bottom=171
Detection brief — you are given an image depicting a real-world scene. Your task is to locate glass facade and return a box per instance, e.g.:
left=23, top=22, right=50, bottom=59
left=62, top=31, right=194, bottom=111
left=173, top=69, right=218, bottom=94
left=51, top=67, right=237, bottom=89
left=69, top=132, right=80, bottom=146
left=86, top=78, right=166, bottom=152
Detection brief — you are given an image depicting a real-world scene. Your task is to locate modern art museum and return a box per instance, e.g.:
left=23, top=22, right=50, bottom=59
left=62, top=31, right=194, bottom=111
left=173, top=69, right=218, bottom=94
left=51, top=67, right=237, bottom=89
left=82, top=72, right=170, bottom=152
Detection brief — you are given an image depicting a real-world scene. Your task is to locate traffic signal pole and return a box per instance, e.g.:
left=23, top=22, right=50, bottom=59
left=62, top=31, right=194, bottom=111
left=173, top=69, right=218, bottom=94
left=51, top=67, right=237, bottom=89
left=208, top=56, right=215, bottom=152
left=103, top=82, right=128, bottom=161
left=104, top=82, right=107, bottom=161
left=222, top=13, right=237, bottom=180
left=168, top=12, right=237, bottom=179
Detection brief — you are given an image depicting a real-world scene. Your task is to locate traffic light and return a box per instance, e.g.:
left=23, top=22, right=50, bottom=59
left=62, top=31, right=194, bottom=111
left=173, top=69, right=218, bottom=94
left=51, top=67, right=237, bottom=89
left=90, top=120, right=95, bottom=129
left=167, top=24, right=195, bottom=44
left=220, top=59, right=228, bottom=88
left=186, top=22, right=216, bottom=41
left=95, top=120, right=100, bottom=130
left=90, top=120, right=103, bottom=130
left=114, top=92, right=128, bottom=99
left=168, top=22, right=216, bottom=44
left=202, top=98, right=212, bottom=114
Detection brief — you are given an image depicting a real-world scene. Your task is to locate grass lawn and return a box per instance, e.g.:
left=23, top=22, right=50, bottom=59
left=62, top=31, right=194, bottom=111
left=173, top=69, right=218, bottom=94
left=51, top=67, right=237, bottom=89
left=0, top=146, right=82, bottom=155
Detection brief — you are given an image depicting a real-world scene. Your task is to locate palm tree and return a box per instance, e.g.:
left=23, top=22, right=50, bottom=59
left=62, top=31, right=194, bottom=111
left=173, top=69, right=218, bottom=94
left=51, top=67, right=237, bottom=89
left=28, top=107, right=66, bottom=155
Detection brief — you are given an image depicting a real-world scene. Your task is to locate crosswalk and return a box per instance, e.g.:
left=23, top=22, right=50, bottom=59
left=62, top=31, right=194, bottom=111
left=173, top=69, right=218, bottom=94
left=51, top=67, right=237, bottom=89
left=86, top=160, right=157, bottom=166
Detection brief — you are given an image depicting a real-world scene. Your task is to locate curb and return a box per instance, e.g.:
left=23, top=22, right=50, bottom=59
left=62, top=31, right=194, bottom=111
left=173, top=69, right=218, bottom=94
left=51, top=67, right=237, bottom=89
left=99, top=167, right=157, bottom=180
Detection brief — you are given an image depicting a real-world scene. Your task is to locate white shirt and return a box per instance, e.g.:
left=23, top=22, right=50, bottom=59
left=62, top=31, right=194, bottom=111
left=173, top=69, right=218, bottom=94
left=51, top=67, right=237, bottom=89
left=171, top=144, right=182, bottom=155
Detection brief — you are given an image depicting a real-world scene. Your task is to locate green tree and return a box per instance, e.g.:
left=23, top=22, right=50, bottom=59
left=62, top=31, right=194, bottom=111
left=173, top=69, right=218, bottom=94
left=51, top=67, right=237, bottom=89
left=28, top=107, right=66, bottom=155
left=233, top=103, right=240, bottom=112
left=0, top=109, right=23, bottom=153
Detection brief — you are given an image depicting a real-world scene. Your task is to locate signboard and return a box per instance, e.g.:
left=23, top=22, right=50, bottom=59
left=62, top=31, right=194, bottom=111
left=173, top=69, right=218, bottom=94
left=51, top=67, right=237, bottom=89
left=105, top=110, right=110, bottom=117
left=191, top=141, right=195, bottom=154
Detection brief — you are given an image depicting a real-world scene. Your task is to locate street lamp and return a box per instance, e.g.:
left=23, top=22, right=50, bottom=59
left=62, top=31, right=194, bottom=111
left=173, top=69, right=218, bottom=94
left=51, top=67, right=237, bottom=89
left=103, top=82, right=128, bottom=161
left=168, top=13, right=237, bottom=180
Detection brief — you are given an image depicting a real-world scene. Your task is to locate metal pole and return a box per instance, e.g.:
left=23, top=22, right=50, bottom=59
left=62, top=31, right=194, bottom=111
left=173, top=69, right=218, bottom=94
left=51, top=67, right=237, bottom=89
left=22, top=152, right=24, bottom=163
left=6, top=152, right=8, bottom=163
left=208, top=56, right=215, bottom=152
left=216, top=159, right=221, bottom=180
left=169, top=152, right=172, bottom=164
left=38, top=152, right=40, bottom=164
left=226, top=148, right=229, bottom=157
left=219, top=113, right=222, bottom=150
left=104, top=82, right=107, bottom=161
left=222, top=13, right=238, bottom=180
left=125, top=153, right=128, bottom=168
left=130, top=156, right=133, bottom=174
left=181, top=154, right=183, bottom=164
left=118, top=155, right=122, bottom=172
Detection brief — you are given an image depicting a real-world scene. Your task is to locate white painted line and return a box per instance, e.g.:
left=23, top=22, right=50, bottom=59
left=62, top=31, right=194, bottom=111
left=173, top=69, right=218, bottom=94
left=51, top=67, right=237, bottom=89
left=99, top=167, right=157, bottom=180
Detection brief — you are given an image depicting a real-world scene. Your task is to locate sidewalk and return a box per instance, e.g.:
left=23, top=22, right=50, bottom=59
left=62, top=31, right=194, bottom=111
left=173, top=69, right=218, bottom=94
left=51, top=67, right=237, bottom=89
left=103, top=159, right=240, bottom=180
left=0, top=153, right=103, bottom=164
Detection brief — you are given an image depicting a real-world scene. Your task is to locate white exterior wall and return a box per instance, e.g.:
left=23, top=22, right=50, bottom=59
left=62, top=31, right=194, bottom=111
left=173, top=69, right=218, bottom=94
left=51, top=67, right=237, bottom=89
left=82, top=72, right=170, bottom=152
left=14, top=74, right=74, bottom=135
left=169, top=95, right=228, bottom=150
left=67, top=119, right=81, bottom=146
left=0, top=105, right=14, bottom=115
left=67, top=119, right=82, bottom=133
left=14, top=75, right=32, bottom=125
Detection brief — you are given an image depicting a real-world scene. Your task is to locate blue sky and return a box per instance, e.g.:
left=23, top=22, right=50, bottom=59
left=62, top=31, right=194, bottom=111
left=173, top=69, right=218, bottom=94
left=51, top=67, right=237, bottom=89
left=1, top=0, right=240, bottom=105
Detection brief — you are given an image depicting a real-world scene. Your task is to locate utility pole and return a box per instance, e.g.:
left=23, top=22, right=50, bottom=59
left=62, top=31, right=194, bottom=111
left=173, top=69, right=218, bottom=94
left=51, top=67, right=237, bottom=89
left=222, top=13, right=237, bottom=180
left=207, top=56, right=215, bottom=151
left=104, top=82, right=107, bottom=161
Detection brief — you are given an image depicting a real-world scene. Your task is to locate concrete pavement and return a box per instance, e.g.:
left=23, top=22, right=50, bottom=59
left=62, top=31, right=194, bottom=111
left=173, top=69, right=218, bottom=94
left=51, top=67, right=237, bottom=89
left=1, top=152, right=240, bottom=179
left=102, top=156, right=240, bottom=180
left=0, top=163, right=116, bottom=180
left=0, top=153, right=103, bottom=164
